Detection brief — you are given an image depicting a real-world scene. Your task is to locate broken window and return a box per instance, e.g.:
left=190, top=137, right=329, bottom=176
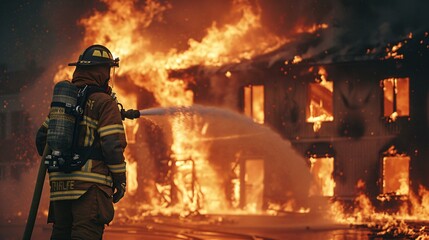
left=306, top=68, right=333, bottom=132
left=244, top=85, right=264, bottom=124
left=382, top=77, right=409, bottom=121
left=382, top=146, right=410, bottom=196
left=309, top=156, right=335, bottom=197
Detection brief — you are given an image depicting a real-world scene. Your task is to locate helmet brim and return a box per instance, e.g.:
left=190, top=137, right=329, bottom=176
left=68, top=58, right=119, bottom=67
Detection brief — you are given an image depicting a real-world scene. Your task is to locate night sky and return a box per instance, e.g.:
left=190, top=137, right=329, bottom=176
left=1, top=0, right=88, bottom=70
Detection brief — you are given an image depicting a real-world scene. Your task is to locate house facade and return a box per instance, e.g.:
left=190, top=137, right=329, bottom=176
left=186, top=34, right=429, bottom=207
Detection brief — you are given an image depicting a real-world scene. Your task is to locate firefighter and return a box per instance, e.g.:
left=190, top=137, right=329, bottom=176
left=36, top=44, right=127, bottom=239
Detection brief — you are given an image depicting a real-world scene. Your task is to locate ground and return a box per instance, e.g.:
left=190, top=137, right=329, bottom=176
left=1, top=213, right=375, bottom=240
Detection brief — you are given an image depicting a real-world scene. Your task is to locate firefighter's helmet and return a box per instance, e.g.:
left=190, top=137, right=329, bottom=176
left=68, top=44, right=119, bottom=67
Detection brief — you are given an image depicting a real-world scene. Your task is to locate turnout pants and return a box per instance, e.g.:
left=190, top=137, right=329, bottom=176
left=50, top=186, right=114, bottom=240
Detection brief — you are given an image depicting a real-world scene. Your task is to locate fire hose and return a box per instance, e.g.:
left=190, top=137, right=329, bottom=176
left=23, top=108, right=142, bottom=240
left=22, top=145, right=49, bottom=240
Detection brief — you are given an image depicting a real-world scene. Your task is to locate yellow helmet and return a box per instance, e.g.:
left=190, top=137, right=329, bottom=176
left=68, top=44, right=119, bottom=67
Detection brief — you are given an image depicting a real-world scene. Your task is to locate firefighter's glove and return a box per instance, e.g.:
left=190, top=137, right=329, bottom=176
left=112, top=174, right=126, bottom=203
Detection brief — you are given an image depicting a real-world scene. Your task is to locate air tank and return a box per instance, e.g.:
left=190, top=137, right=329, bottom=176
left=47, top=80, right=78, bottom=158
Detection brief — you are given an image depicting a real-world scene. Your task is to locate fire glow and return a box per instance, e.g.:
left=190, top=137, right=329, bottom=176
left=49, top=0, right=429, bottom=235
left=306, top=67, right=334, bottom=132
left=53, top=0, right=286, bottom=215
left=329, top=182, right=429, bottom=239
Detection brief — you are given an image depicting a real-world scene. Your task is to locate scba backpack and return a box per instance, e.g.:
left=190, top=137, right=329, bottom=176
left=45, top=80, right=104, bottom=173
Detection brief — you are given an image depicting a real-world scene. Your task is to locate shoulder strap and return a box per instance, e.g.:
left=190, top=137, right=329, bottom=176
left=71, top=85, right=106, bottom=162
left=75, top=85, right=106, bottom=118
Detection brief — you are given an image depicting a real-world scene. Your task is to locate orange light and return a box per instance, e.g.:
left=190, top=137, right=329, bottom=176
left=385, top=42, right=405, bottom=59
left=306, top=67, right=334, bottom=131
left=292, top=55, right=302, bottom=64
left=296, top=23, right=329, bottom=34
left=309, top=157, right=335, bottom=197
left=382, top=78, right=410, bottom=121
left=244, top=85, right=264, bottom=124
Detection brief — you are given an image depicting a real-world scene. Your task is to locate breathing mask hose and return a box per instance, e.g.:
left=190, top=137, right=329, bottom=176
left=23, top=144, right=50, bottom=240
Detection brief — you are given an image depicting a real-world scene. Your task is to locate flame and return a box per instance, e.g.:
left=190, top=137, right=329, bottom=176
left=292, top=55, right=302, bottom=64
left=51, top=0, right=289, bottom=215
left=382, top=77, right=410, bottom=121
left=295, top=23, right=329, bottom=34
left=125, top=157, right=138, bottom=196
left=385, top=41, right=404, bottom=59
left=170, top=114, right=227, bottom=213
left=307, top=67, right=333, bottom=132
left=328, top=180, right=429, bottom=239
left=382, top=152, right=410, bottom=196
left=309, top=156, right=335, bottom=197
left=225, top=71, right=232, bottom=78
left=53, top=0, right=287, bottom=107
left=284, top=55, right=303, bottom=65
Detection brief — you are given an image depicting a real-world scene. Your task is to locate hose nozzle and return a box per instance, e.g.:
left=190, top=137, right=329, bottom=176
left=121, top=109, right=141, bottom=120
left=118, top=102, right=141, bottom=120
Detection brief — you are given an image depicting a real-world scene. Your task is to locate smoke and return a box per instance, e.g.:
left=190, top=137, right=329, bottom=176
left=262, top=0, right=429, bottom=61
left=330, top=0, right=429, bottom=40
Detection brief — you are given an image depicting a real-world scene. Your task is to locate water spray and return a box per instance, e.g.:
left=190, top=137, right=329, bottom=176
left=119, top=105, right=190, bottom=119
left=119, top=105, right=196, bottom=120
left=120, top=104, right=257, bottom=124
left=118, top=104, right=190, bottom=120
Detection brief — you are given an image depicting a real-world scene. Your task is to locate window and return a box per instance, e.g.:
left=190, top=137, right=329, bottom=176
left=382, top=146, right=410, bottom=196
left=309, top=156, right=335, bottom=197
left=306, top=67, right=333, bottom=132
left=382, top=77, right=409, bottom=121
left=244, top=85, right=264, bottom=124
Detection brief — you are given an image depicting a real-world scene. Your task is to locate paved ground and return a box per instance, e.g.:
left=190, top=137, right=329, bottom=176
left=1, top=213, right=374, bottom=240
left=2, top=224, right=372, bottom=240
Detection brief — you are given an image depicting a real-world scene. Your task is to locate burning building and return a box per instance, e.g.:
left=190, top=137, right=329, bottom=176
left=38, top=0, right=429, bottom=219
left=2, top=1, right=427, bottom=236
left=178, top=32, right=429, bottom=210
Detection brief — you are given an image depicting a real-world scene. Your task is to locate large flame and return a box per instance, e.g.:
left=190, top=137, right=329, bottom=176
left=55, top=0, right=287, bottom=106
left=52, top=0, right=287, bottom=215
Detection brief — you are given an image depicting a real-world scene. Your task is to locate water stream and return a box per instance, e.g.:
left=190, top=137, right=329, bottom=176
left=136, top=104, right=317, bottom=212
